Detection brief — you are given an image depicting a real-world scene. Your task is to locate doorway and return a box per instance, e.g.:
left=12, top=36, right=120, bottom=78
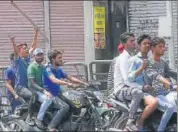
left=108, top=1, right=127, bottom=58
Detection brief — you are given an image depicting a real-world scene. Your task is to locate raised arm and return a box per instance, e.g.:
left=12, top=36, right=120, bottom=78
left=29, top=27, right=39, bottom=54
left=9, top=36, right=19, bottom=57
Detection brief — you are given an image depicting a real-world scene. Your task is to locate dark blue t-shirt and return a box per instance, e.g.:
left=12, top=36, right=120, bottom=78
left=43, top=64, right=67, bottom=96
left=14, top=55, right=31, bottom=88
left=4, top=65, right=16, bottom=95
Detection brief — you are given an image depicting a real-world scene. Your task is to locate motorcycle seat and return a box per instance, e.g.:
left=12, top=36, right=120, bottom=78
left=108, top=93, right=143, bottom=113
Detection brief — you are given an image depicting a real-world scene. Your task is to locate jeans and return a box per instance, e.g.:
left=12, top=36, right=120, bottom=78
left=16, top=87, right=33, bottom=117
left=7, top=93, right=21, bottom=113
left=116, top=86, right=144, bottom=119
left=48, top=96, right=69, bottom=129
left=16, top=87, right=32, bottom=101
left=157, top=95, right=174, bottom=131
left=37, top=92, right=53, bottom=121
left=165, top=91, right=177, bottom=112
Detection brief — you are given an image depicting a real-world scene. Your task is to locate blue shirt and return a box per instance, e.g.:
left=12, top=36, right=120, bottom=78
left=128, top=52, right=151, bottom=87
left=43, top=64, right=67, bottom=96
left=14, top=55, right=31, bottom=88
left=4, top=65, right=21, bottom=112
left=4, top=65, right=16, bottom=94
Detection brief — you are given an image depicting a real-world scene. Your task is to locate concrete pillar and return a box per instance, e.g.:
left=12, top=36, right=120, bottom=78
left=83, top=1, right=95, bottom=65
left=83, top=1, right=95, bottom=80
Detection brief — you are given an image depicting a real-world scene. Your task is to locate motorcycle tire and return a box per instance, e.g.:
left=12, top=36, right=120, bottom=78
left=108, top=112, right=122, bottom=129
left=114, top=115, right=128, bottom=130
left=6, top=119, right=34, bottom=131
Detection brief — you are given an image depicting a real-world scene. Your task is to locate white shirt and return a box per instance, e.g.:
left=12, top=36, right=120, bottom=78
left=114, top=50, right=131, bottom=93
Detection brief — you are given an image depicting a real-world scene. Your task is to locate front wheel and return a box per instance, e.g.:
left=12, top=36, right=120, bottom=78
left=6, top=119, right=33, bottom=131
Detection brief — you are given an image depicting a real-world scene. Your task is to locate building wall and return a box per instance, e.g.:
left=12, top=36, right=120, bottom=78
left=0, top=1, right=85, bottom=67
left=49, top=1, right=85, bottom=75
left=49, top=1, right=85, bottom=62
left=128, top=1, right=177, bottom=69
left=0, top=1, right=45, bottom=66
left=128, top=1, right=166, bottom=37
left=0, top=1, right=177, bottom=70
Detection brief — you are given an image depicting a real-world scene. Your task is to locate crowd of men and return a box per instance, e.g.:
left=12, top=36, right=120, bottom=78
left=111, top=32, right=177, bottom=131
left=4, top=27, right=88, bottom=131
left=2, top=28, right=177, bottom=132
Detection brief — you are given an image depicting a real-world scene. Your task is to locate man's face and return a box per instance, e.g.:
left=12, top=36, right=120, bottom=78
left=34, top=53, right=44, bottom=64
left=18, top=44, right=29, bottom=57
left=152, top=42, right=166, bottom=56
left=53, top=54, right=63, bottom=66
left=126, top=36, right=136, bottom=52
left=139, top=38, right=151, bottom=54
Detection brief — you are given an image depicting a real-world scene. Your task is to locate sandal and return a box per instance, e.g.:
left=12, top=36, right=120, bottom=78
left=35, top=119, right=45, bottom=130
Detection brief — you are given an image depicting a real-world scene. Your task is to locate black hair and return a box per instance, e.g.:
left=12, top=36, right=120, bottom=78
left=151, top=37, right=165, bottom=47
left=137, top=34, right=151, bottom=45
left=17, top=43, right=27, bottom=47
left=120, top=32, right=135, bottom=43
left=48, top=49, right=63, bottom=63
left=9, top=53, right=15, bottom=61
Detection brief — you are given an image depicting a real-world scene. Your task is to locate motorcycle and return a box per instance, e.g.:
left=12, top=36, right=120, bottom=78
left=10, top=84, right=113, bottom=131
left=0, top=96, right=31, bottom=131
left=107, top=88, right=177, bottom=132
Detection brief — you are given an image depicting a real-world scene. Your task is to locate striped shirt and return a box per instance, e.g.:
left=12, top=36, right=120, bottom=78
left=107, top=57, right=117, bottom=95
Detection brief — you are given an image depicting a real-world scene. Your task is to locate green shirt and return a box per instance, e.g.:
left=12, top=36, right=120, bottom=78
left=27, top=61, right=43, bottom=89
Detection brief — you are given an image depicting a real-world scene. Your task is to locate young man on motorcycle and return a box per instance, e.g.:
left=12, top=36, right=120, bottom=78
left=114, top=32, right=144, bottom=131
left=144, top=37, right=177, bottom=122
left=107, top=43, right=124, bottom=95
left=9, top=27, right=39, bottom=125
left=27, top=48, right=53, bottom=129
left=4, top=53, right=21, bottom=113
left=128, top=34, right=158, bottom=130
left=43, top=49, right=88, bottom=131
left=128, top=35, right=175, bottom=131
left=145, top=37, right=177, bottom=107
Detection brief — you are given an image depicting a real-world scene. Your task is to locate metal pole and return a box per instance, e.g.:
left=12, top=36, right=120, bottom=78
left=177, top=1, right=178, bottom=132
left=177, top=0, right=178, bottom=83
left=44, top=0, right=51, bottom=62
left=10, top=1, right=48, bottom=41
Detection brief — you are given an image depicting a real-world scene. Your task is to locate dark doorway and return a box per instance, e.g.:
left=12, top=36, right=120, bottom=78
left=108, top=1, right=127, bottom=58
left=92, top=1, right=127, bottom=90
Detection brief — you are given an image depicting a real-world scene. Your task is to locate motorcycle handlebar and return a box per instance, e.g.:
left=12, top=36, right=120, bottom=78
left=67, top=82, right=99, bottom=89
left=171, top=85, right=177, bottom=91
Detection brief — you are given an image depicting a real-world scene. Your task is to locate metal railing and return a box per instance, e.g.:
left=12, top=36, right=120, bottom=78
left=0, top=66, right=8, bottom=96
left=89, top=60, right=112, bottom=82
left=63, top=62, right=89, bottom=82
left=89, top=60, right=112, bottom=96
